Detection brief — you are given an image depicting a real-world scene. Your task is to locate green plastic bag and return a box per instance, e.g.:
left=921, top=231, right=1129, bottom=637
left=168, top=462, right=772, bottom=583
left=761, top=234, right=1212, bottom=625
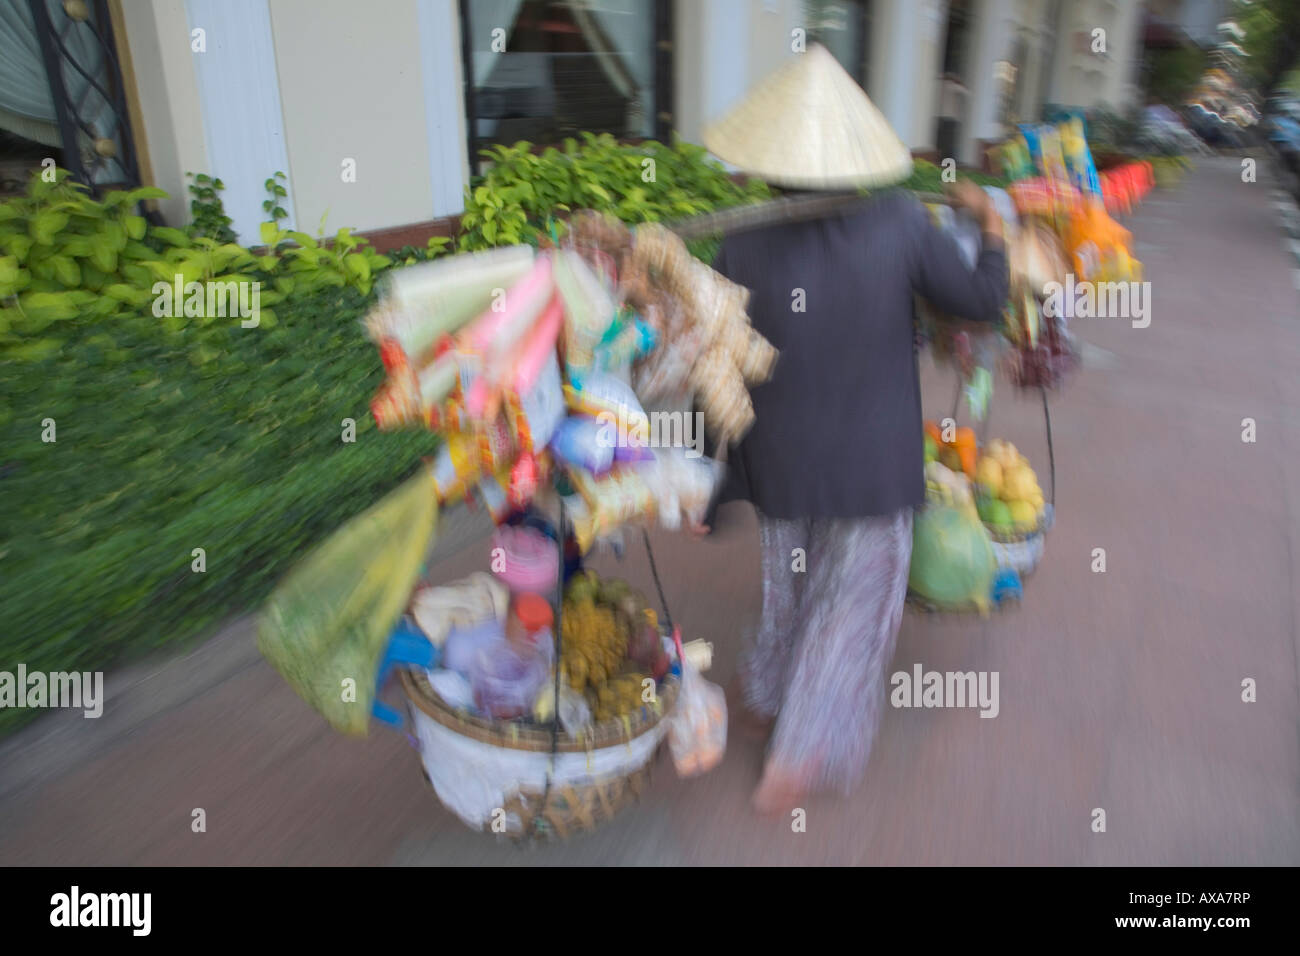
left=908, top=504, right=995, bottom=613
left=258, top=467, right=438, bottom=735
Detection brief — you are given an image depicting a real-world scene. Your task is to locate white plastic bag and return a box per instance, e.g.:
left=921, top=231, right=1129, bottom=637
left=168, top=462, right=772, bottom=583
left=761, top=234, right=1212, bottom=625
left=667, top=658, right=727, bottom=778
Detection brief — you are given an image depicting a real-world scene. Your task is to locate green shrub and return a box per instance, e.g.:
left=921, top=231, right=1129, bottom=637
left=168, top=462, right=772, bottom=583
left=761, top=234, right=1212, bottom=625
left=261, top=171, right=289, bottom=225
left=0, top=169, right=438, bottom=735
left=187, top=173, right=237, bottom=244
left=0, top=170, right=397, bottom=367
left=896, top=159, right=1009, bottom=195
left=0, top=282, right=438, bottom=736
left=456, top=132, right=769, bottom=251
left=0, top=134, right=903, bottom=733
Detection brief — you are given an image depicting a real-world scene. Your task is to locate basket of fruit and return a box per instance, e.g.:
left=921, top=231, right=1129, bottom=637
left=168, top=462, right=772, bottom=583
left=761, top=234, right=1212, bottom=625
left=913, top=424, right=1053, bottom=612
left=401, top=569, right=678, bottom=842
left=971, top=438, right=1051, bottom=575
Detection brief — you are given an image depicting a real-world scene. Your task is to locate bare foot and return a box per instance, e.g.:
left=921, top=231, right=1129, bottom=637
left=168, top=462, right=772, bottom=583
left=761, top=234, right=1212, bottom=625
left=751, top=760, right=814, bottom=816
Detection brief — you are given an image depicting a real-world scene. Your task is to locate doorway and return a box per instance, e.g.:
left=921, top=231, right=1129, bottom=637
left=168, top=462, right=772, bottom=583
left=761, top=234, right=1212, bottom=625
left=936, top=0, right=973, bottom=162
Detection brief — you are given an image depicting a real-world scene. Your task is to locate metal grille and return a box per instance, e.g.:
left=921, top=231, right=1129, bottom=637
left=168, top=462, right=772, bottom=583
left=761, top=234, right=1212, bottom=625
left=28, top=0, right=146, bottom=196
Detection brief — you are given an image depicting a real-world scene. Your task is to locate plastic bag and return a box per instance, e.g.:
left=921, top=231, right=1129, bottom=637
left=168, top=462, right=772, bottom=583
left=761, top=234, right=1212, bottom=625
left=257, top=467, right=438, bottom=736
left=471, top=634, right=552, bottom=720
left=563, top=370, right=649, bottom=441
left=427, top=668, right=476, bottom=710
left=443, top=618, right=508, bottom=676
left=645, top=447, right=724, bottom=531
left=549, top=415, right=615, bottom=475
left=411, top=571, right=509, bottom=649
left=667, top=658, right=727, bottom=777
left=907, top=504, right=996, bottom=613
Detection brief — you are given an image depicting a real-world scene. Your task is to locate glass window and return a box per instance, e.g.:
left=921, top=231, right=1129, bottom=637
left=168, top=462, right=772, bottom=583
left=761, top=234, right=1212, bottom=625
left=805, top=0, right=870, bottom=89
left=462, top=0, right=660, bottom=162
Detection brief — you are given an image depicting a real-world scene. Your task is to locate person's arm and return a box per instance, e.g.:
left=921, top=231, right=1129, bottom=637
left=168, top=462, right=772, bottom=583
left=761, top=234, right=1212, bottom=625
left=907, top=182, right=1009, bottom=323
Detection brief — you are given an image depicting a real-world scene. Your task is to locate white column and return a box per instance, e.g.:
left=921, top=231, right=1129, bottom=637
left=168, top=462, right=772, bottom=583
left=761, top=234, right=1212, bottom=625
left=1109, top=0, right=1145, bottom=113
left=962, top=0, right=1014, bottom=164
left=674, top=0, right=751, bottom=145
left=703, top=0, right=751, bottom=124
left=417, top=0, right=470, bottom=217
left=118, top=0, right=210, bottom=226
left=186, top=0, right=294, bottom=240
left=870, top=0, right=924, bottom=149
left=1015, top=0, right=1052, bottom=123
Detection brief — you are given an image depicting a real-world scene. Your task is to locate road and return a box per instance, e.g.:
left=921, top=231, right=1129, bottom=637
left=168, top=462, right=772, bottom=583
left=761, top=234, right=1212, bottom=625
left=2, top=156, right=1298, bottom=865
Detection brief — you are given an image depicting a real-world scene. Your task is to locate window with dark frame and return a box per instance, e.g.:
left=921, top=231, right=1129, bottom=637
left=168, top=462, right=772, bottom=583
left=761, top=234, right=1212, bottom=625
left=459, top=0, right=672, bottom=174
left=804, top=0, right=872, bottom=91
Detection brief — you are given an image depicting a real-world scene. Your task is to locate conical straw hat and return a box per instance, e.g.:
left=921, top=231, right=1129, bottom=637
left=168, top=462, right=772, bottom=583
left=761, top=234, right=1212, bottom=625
left=703, top=43, right=912, bottom=190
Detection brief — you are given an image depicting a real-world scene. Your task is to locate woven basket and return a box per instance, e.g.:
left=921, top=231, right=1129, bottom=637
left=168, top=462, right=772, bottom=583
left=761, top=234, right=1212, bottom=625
left=402, top=667, right=678, bottom=841
left=983, top=513, right=1049, bottom=543
left=492, top=760, right=656, bottom=841
left=401, top=667, right=678, bottom=753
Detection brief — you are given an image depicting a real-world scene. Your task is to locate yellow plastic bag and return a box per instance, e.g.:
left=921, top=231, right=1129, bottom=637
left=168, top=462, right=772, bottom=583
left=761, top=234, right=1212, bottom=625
left=258, top=467, right=438, bottom=735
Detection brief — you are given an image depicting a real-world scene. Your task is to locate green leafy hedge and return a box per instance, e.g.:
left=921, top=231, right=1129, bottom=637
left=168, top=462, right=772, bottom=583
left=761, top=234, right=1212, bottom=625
left=896, top=159, right=1010, bottom=195
left=0, top=281, right=439, bottom=735
left=457, top=133, right=771, bottom=251
left=0, top=143, right=766, bottom=736
left=0, top=170, right=394, bottom=367
left=0, top=172, right=432, bottom=735
left=0, top=133, right=905, bottom=734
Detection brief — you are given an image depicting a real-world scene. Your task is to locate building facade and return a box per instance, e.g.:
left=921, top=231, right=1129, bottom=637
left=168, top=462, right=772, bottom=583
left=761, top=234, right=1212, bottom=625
left=105, top=0, right=1148, bottom=242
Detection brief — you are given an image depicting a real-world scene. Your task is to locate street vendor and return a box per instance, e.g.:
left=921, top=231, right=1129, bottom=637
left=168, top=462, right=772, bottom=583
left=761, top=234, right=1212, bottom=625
left=700, top=45, right=1009, bottom=813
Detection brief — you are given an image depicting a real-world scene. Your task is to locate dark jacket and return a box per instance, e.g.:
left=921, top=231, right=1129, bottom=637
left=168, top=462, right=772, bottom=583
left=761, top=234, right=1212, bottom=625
left=710, top=191, right=1008, bottom=519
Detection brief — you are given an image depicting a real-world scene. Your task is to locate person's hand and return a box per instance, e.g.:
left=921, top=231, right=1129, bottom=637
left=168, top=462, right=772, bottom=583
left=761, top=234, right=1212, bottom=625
left=945, top=178, right=991, bottom=218
left=686, top=519, right=711, bottom=537
left=946, top=178, right=1003, bottom=240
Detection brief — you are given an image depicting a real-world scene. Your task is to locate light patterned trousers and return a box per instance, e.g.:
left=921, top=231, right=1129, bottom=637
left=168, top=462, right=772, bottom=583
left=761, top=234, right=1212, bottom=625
left=740, top=509, right=913, bottom=794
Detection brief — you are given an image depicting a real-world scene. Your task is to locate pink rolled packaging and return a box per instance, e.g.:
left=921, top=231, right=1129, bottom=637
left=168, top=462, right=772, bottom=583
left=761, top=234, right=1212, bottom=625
left=490, top=525, right=559, bottom=595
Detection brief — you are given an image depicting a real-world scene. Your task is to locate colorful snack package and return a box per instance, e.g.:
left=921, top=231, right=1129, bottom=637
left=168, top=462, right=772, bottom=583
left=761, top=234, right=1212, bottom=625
left=1018, top=123, right=1044, bottom=175
left=469, top=291, right=565, bottom=450
left=563, top=369, right=650, bottom=443
left=553, top=247, right=617, bottom=372
left=591, top=313, right=657, bottom=380
left=500, top=295, right=567, bottom=453
left=367, top=245, right=535, bottom=364
left=568, top=465, right=656, bottom=538
left=549, top=415, right=616, bottom=475
left=457, top=254, right=554, bottom=356
left=474, top=466, right=517, bottom=524
left=613, top=442, right=654, bottom=466
left=455, top=255, right=555, bottom=423
left=999, top=135, right=1035, bottom=182
left=1035, top=124, right=1069, bottom=188
left=469, top=410, right=518, bottom=478
left=370, top=352, right=460, bottom=431
left=431, top=433, right=484, bottom=504
left=1058, top=115, right=1101, bottom=197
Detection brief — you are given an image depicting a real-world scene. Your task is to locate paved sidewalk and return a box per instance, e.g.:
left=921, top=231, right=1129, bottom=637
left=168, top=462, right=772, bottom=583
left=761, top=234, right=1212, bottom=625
left=2, top=157, right=1298, bottom=865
